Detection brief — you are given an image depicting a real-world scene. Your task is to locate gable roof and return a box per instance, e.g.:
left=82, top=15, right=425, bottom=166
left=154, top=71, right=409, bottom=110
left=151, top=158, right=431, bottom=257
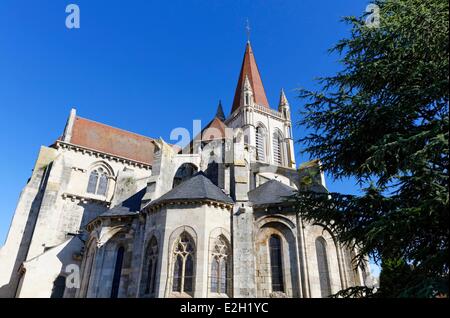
left=248, top=179, right=296, bottom=206
left=183, top=114, right=229, bottom=154
left=202, top=117, right=228, bottom=141
left=147, top=171, right=234, bottom=208
left=231, top=42, right=270, bottom=113
left=69, top=116, right=156, bottom=165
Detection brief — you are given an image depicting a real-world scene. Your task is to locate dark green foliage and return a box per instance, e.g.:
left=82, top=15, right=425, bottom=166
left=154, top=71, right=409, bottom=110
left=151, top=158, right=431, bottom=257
left=294, top=0, right=449, bottom=297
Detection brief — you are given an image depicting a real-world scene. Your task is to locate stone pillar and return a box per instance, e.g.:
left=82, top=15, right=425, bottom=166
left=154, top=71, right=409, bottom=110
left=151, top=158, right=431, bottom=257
left=296, top=214, right=311, bottom=298
left=232, top=204, right=256, bottom=297
left=127, top=219, right=144, bottom=297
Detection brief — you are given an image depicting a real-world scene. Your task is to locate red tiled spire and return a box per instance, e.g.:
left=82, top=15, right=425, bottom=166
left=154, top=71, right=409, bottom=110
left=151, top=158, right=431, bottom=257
left=231, top=42, right=270, bottom=114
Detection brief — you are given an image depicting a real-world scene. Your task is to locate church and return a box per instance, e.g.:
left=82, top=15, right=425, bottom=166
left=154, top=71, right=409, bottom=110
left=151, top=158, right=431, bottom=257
left=0, top=41, right=368, bottom=298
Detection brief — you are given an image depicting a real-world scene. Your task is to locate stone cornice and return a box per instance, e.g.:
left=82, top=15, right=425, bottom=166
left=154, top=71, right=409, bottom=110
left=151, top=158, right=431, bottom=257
left=62, top=192, right=111, bottom=207
left=55, top=140, right=152, bottom=170
left=225, top=104, right=286, bottom=126
left=145, top=199, right=234, bottom=213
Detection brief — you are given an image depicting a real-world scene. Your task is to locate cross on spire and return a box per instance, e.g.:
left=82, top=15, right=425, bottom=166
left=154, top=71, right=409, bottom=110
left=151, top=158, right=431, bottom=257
left=246, top=18, right=251, bottom=42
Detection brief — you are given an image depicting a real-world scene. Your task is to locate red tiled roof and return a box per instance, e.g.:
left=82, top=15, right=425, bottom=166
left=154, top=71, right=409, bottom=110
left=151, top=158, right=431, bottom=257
left=69, top=117, right=155, bottom=165
left=231, top=42, right=270, bottom=113
left=202, top=117, right=228, bottom=141
left=183, top=116, right=229, bottom=154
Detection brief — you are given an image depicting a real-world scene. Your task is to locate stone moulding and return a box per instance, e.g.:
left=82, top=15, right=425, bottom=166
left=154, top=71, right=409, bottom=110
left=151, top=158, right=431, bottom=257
left=145, top=199, right=234, bottom=213
left=55, top=141, right=152, bottom=170
left=62, top=192, right=111, bottom=207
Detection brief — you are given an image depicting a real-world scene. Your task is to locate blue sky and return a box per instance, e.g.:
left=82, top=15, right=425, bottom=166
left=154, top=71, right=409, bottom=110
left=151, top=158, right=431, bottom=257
left=0, top=0, right=375, bottom=272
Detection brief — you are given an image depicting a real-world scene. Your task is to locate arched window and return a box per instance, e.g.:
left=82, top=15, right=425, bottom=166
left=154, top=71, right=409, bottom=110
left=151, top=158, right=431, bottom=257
left=256, top=126, right=267, bottom=162
left=87, top=167, right=110, bottom=196
left=173, top=255, right=183, bottom=292
left=144, top=237, right=158, bottom=296
left=50, top=276, right=66, bottom=298
left=211, top=258, right=219, bottom=293
left=273, top=131, right=284, bottom=166
left=110, top=246, right=125, bottom=298
left=315, top=237, right=332, bottom=297
left=80, top=241, right=96, bottom=298
left=269, top=235, right=284, bottom=292
left=206, top=159, right=219, bottom=186
left=210, top=236, right=230, bottom=295
left=172, top=163, right=198, bottom=188
left=172, top=232, right=195, bottom=294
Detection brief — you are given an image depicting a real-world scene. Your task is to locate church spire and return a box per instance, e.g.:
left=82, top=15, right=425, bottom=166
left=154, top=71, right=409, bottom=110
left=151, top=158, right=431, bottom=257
left=215, top=100, right=226, bottom=121
left=231, top=42, right=270, bottom=114
left=278, top=88, right=290, bottom=120
left=278, top=88, right=289, bottom=109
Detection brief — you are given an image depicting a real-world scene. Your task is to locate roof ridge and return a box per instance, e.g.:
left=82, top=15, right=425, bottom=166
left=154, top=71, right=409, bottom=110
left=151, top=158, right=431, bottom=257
left=75, top=116, right=154, bottom=141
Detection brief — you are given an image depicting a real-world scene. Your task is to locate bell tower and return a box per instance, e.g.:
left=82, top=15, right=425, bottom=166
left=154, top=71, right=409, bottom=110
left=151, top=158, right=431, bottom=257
left=227, top=42, right=296, bottom=169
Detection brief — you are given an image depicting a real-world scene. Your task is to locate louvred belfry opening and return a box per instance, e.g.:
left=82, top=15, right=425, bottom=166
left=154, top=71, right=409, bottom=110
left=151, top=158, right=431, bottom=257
left=231, top=42, right=270, bottom=114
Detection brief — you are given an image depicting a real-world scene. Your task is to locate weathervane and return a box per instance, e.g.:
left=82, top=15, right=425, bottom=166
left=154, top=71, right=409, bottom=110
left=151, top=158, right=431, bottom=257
left=246, top=18, right=251, bottom=42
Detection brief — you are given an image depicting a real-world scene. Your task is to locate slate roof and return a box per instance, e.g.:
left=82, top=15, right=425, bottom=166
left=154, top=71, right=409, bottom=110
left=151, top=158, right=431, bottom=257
left=306, top=183, right=328, bottom=194
left=215, top=101, right=226, bottom=121
left=248, top=179, right=296, bottom=206
left=248, top=178, right=328, bottom=207
left=148, top=172, right=234, bottom=207
left=99, top=187, right=147, bottom=217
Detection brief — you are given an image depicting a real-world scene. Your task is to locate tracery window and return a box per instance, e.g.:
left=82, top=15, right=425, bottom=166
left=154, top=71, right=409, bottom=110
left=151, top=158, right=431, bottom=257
left=144, top=237, right=158, bottom=296
left=172, top=232, right=195, bottom=294
left=210, top=236, right=230, bottom=295
left=87, top=167, right=109, bottom=196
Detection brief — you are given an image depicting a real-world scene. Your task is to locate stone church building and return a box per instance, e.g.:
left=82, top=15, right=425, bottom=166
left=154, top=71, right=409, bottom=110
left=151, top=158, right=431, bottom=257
left=0, top=41, right=368, bottom=298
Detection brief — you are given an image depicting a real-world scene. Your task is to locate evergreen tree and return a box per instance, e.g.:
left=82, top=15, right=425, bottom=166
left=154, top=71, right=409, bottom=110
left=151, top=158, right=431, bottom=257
left=294, top=0, right=448, bottom=297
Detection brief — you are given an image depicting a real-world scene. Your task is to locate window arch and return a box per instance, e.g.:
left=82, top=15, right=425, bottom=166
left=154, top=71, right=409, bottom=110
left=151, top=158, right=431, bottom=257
left=87, top=165, right=111, bottom=196
left=269, top=235, right=284, bottom=292
left=80, top=240, right=96, bottom=298
left=110, top=246, right=125, bottom=298
left=272, top=130, right=284, bottom=166
left=144, top=237, right=159, bottom=296
left=210, top=236, right=230, bottom=295
left=256, top=125, right=267, bottom=162
left=206, top=159, right=219, bottom=186
left=172, top=163, right=198, bottom=188
left=315, top=237, right=332, bottom=297
left=172, top=232, right=195, bottom=294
